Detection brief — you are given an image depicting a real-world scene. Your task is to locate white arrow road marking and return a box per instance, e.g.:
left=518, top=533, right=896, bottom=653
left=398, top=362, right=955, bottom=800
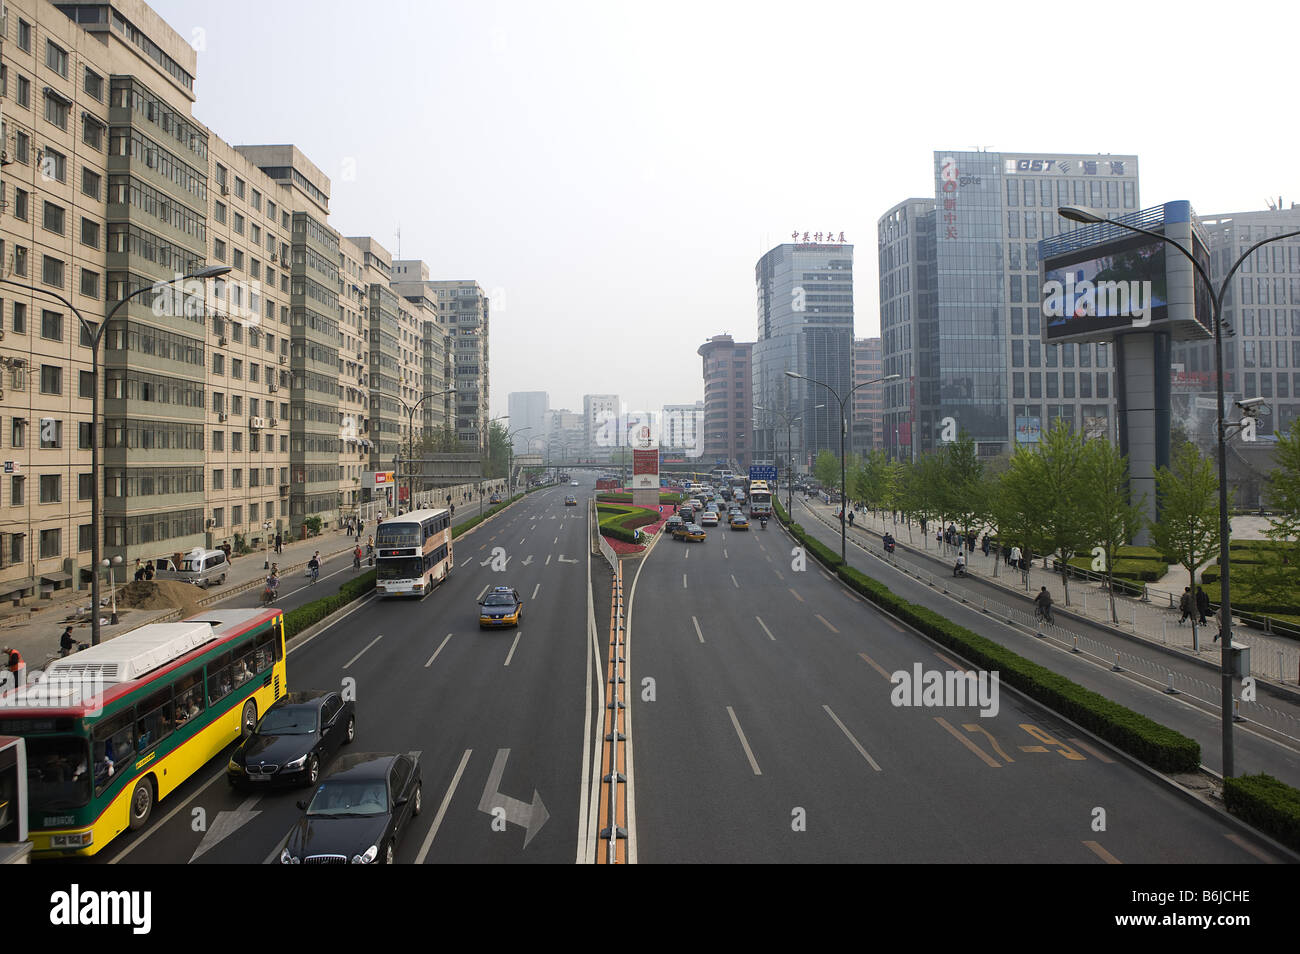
left=545, top=555, right=552, bottom=565
left=481, top=554, right=510, bottom=568
left=558, top=555, right=578, bottom=563
left=519, top=538, right=525, bottom=545
left=477, top=749, right=550, bottom=849
left=426, top=633, right=453, bottom=668
left=190, top=794, right=261, bottom=862
left=521, top=555, right=534, bottom=566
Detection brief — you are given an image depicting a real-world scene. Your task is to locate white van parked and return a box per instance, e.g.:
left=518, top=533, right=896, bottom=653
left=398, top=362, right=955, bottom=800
left=154, top=548, right=230, bottom=588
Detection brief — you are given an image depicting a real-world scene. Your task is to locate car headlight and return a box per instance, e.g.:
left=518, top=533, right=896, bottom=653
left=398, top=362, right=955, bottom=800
left=284, top=754, right=308, bottom=771
left=353, top=844, right=378, bottom=864
left=280, top=848, right=299, bottom=864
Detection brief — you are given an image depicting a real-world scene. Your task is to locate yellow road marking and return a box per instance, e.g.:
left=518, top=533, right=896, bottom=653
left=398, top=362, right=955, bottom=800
left=1019, top=745, right=1049, bottom=753
left=1083, top=840, right=1122, bottom=864
left=1225, top=833, right=1278, bottom=863
left=1066, top=738, right=1115, bottom=764
left=963, top=723, right=1015, bottom=763
left=858, top=652, right=892, bottom=681
left=935, top=716, right=1000, bottom=768
left=815, top=614, right=839, bottom=633
left=934, top=652, right=967, bottom=672
left=789, top=588, right=804, bottom=603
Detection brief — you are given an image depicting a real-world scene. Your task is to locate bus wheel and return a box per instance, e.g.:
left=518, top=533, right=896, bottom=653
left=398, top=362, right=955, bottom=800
left=240, top=700, right=258, bottom=740
left=128, top=777, right=154, bottom=830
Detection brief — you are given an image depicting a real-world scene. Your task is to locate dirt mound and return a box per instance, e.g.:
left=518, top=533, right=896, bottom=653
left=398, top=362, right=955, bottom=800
left=115, top=580, right=206, bottom=620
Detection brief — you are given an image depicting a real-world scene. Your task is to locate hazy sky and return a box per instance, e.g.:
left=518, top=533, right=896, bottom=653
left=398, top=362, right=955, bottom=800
left=152, top=0, right=1298, bottom=418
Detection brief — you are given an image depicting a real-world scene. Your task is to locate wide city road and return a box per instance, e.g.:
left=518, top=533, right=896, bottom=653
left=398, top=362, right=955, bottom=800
left=86, top=474, right=602, bottom=864
left=626, top=513, right=1283, bottom=863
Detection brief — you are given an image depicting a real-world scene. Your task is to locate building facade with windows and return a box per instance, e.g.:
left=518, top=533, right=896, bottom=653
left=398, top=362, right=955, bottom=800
left=507, top=391, right=548, bottom=454
left=852, top=337, right=882, bottom=454
left=697, top=334, right=752, bottom=470
left=879, top=150, right=1137, bottom=459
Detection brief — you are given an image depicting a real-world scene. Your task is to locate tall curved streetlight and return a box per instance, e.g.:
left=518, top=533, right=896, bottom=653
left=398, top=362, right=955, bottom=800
left=2, top=264, right=231, bottom=646
left=785, top=370, right=899, bottom=563
left=754, top=404, right=822, bottom=516
left=397, top=387, right=456, bottom=511
left=1058, top=204, right=1300, bottom=778
left=504, top=426, right=533, bottom=497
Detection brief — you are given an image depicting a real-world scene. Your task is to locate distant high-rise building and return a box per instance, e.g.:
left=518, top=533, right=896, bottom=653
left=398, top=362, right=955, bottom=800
left=753, top=241, right=854, bottom=469
left=427, top=281, right=490, bottom=453
left=508, top=392, right=550, bottom=454
left=661, top=401, right=705, bottom=458
left=880, top=150, right=1138, bottom=459
left=698, top=335, right=753, bottom=469
left=583, top=394, right=619, bottom=459
left=853, top=337, right=883, bottom=454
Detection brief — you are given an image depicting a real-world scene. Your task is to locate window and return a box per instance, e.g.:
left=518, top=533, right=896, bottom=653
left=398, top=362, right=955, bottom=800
left=213, top=201, right=226, bottom=225
left=80, top=218, right=100, bottom=249
left=212, top=469, right=224, bottom=490
left=40, top=366, right=62, bottom=395
left=40, top=310, right=62, bottom=341
left=79, top=371, right=94, bottom=398
left=40, top=529, right=61, bottom=560
left=39, top=474, right=61, bottom=503
left=234, top=177, right=245, bottom=199
left=232, top=395, right=242, bottom=415
left=212, top=508, right=224, bottom=528
left=79, top=524, right=94, bottom=553
left=211, top=430, right=224, bottom=451
left=11, top=476, right=24, bottom=506
left=81, top=114, right=104, bottom=150
left=80, top=269, right=100, bottom=298
left=213, top=238, right=226, bottom=261
left=82, top=167, right=102, bottom=199
left=17, top=19, right=31, bottom=53
left=212, top=353, right=224, bottom=375
left=39, top=418, right=62, bottom=448
left=45, top=41, right=69, bottom=78
left=233, top=212, right=244, bottom=235
left=41, top=146, right=67, bottom=182
left=84, top=67, right=104, bottom=101
left=10, top=419, right=23, bottom=449
left=13, top=188, right=29, bottom=222
left=42, top=256, right=64, bottom=288
left=42, top=201, right=65, bottom=235
left=232, top=431, right=242, bottom=452
left=78, top=473, right=94, bottom=501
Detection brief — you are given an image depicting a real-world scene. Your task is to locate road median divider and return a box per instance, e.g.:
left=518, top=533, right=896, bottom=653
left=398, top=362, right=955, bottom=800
left=283, top=569, right=377, bottom=641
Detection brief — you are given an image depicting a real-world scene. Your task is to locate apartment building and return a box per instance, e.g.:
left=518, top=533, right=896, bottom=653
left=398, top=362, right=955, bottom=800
left=427, top=280, right=489, bottom=453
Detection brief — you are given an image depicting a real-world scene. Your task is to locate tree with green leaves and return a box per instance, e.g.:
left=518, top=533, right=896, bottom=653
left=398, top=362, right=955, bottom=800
left=1151, top=440, right=1222, bottom=645
left=1082, top=438, right=1146, bottom=623
left=938, top=432, right=988, bottom=550
left=813, top=449, right=840, bottom=492
left=991, top=444, right=1048, bottom=580
left=1242, top=419, right=1300, bottom=606
left=1033, top=420, right=1092, bottom=604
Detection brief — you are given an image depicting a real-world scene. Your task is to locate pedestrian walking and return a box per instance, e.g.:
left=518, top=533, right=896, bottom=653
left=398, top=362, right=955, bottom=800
left=275, top=532, right=283, bottom=555
left=60, top=626, right=75, bottom=657
left=1195, top=586, right=1210, bottom=626
left=143, top=560, right=155, bottom=581
left=1178, top=587, right=1194, bottom=626
left=847, top=510, right=855, bottom=527
left=1215, top=603, right=1229, bottom=643
left=981, top=534, right=990, bottom=557
left=3, top=646, right=25, bottom=687
left=1009, top=545, right=1022, bottom=570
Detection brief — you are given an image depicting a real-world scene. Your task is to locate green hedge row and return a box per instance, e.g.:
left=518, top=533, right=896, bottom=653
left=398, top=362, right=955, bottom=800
left=597, top=492, right=682, bottom=504
left=1223, top=774, right=1300, bottom=852
left=283, top=569, right=376, bottom=640
left=779, top=498, right=1200, bottom=773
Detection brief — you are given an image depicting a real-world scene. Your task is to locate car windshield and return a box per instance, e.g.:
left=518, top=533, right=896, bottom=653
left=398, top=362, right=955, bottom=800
left=483, top=594, right=516, bottom=606
left=306, top=779, right=388, bottom=816
left=26, top=735, right=92, bottom=811
left=258, top=706, right=318, bottom=735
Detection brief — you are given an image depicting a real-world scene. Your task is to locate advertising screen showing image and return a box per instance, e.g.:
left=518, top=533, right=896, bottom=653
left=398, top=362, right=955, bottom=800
left=1042, top=236, right=1168, bottom=341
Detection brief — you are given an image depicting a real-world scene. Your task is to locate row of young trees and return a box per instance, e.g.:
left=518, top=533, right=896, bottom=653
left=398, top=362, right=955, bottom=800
left=813, top=423, right=1222, bottom=624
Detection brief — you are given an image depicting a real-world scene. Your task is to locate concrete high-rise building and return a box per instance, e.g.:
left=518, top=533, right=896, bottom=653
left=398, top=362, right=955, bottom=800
left=852, top=337, right=883, bottom=454
left=583, top=394, right=618, bottom=459
left=508, top=392, right=549, bottom=453
left=428, top=281, right=489, bottom=453
left=698, top=334, right=752, bottom=469
left=544, top=408, right=584, bottom=466
left=661, top=401, right=704, bottom=458
left=879, top=151, right=1138, bottom=459
left=753, top=241, right=854, bottom=469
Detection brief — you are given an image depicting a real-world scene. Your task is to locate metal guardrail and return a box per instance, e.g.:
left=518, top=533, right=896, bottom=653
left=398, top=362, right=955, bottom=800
left=794, top=500, right=1300, bottom=745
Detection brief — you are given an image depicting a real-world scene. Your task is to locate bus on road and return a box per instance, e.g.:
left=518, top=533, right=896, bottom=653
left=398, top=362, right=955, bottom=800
left=375, top=508, right=453, bottom=597
left=748, top=480, right=773, bottom=518
left=0, top=608, right=285, bottom=858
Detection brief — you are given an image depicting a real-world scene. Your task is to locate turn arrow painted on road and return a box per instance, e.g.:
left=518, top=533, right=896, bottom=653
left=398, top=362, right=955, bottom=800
left=190, top=794, right=261, bottom=862
left=477, top=748, right=549, bottom=849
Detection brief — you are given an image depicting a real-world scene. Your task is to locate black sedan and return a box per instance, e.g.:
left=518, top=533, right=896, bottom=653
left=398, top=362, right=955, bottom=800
left=228, top=690, right=356, bottom=789
left=280, top=752, right=422, bottom=865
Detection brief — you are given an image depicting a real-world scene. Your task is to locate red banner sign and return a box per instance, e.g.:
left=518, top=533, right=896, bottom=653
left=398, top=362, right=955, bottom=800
left=633, top=450, right=659, bottom=475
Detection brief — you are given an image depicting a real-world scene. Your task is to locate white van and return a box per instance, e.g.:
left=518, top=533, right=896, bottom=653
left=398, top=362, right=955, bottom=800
left=154, top=548, right=230, bottom=588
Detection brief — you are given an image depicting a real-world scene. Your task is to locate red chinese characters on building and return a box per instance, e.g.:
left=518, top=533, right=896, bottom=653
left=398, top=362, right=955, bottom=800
left=940, top=157, right=959, bottom=239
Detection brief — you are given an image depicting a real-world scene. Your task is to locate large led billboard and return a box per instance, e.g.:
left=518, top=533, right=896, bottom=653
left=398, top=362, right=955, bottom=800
left=1042, top=236, right=1168, bottom=340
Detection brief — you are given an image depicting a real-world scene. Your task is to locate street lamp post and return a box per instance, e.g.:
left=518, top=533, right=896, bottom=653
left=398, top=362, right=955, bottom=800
left=503, top=426, right=532, bottom=498
left=2, top=265, right=230, bottom=646
left=785, top=371, right=898, bottom=563
left=1058, top=204, right=1300, bottom=779
left=755, top=403, right=822, bottom=517
left=398, top=387, right=456, bottom=513
left=101, top=555, right=122, bottom=626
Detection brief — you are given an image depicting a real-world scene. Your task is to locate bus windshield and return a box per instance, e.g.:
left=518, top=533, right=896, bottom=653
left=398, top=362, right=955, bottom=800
left=26, top=735, right=92, bottom=812
left=377, top=557, right=423, bottom=580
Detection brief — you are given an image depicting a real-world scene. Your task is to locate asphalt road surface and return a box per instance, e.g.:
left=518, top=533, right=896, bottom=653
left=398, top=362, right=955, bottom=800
left=85, top=475, right=602, bottom=864
left=625, top=516, right=1283, bottom=863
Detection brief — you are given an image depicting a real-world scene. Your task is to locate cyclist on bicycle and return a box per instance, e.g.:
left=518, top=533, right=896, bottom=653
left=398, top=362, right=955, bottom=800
left=1034, top=586, right=1053, bottom=624
left=263, top=567, right=280, bottom=604
left=308, top=552, right=320, bottom=585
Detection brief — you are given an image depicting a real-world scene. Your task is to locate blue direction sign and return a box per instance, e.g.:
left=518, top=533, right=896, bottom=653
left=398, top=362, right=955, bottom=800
left=749, top=464, right=777, bottom=484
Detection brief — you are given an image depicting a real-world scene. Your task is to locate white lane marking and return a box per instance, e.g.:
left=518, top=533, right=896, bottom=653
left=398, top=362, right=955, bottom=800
left=726, top=706, right=761, bottom=775
left=682, top=574, right=687, bottom=589
left=774, top=569, right=784, bottom=581
left=532, top=583, right=540, bottom=600
left=824, top=705, right=882, bottom=771
left=684, top=549, right=689, bottom=560
left=425, top=633, right=453, bottom=668
left=476, top=584, right=490, bottom=601
left=731, top=574, right=739, bottom=588
left=554, top=536, right=558, bottom=545
left=755, top=616, right=776, bottom=641
left=519, top=538, right=525, bottom=546
left=545, top=554, right=552, bottom=566
left=723, top=549, right=728, bottom=559
left=504, top=631, right=522, bottom=666
left=343, top=634, right=383, bottom=669
left=416, top=748, right=472, bottom=864
left=692, top=616, right=704, bottom=644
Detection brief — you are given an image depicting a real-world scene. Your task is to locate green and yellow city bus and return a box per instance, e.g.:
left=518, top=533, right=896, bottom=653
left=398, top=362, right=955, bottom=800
left=0, top=608, right=285, bottom=857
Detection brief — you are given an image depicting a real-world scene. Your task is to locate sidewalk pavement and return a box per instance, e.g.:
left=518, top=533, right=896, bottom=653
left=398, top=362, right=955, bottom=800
left=0, top=528, right=360, bottom=676
left=797, top=497, right=1300, bottom=685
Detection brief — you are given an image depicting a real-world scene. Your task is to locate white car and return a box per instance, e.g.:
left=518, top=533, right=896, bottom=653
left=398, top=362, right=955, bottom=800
left=571, top=480, right=579, bottom=486
left=700, top=511, right=719, bottom=527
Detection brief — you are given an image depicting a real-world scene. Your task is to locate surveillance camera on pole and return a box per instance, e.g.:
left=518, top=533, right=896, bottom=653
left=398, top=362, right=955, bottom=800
left=1234, top=396, right=1267, bottom=419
